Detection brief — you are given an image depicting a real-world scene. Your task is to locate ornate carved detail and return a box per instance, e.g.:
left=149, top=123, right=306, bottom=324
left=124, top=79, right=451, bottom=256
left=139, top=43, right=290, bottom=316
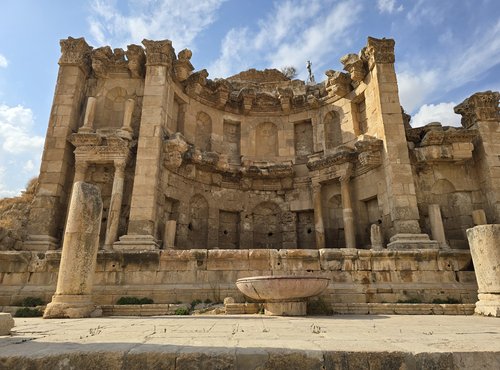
left=325, top=70, right=352, bottom=98
left=340, top=53, right=366, bottom=82
left=240, top=163, right=294, bottom=179
left=174, top=49, right=194, bottom=81
left=162, top=133, right=189, bottom=170
left=126, top=44, right=146, bottom=78
left=355, top=135, right=384, bottom=168
left=361, top=37, right=395, bottom=69
left=69, top=132, right=134, bottom=162
left=277, top=88, right=293, bottom=113
left=91, top=46, right=132, bottom=78
left=307, top=147, right=356, bottom=171
left=454, top=91, right=500, bottom=128
left=238, top=88, right=256, bottom=114
left=59, top=37, right=92, bottom=74
left=215, top=80, right=230, bottom=108
left=338, top=162, right=353, bottom=183
left=142, top=39, right=175, bottom=67
left=185, top=69, right=209, bottom=96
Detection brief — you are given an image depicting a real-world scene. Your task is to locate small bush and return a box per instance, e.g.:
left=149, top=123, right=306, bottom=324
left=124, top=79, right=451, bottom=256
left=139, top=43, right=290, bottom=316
left=15, top=307, right=42, bottom=317
left=174, top=307, right=190, bottom=315
left=432, top=298, right=462, bottom=304
left=116, top=297, right=154, bottom=305
left=20, top=297, right=44, bottom=307
left=190, top=299, right=202, bottom=309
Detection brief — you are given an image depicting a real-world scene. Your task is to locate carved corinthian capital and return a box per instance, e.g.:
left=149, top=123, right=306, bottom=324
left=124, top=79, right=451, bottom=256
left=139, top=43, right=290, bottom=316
left=142, top=39, right=175, bottom=67
left=454, top=91, right=500, bottom=128
left=59, top=37, right=92, bottom=74
left=361, top=37, right=395, bottom=70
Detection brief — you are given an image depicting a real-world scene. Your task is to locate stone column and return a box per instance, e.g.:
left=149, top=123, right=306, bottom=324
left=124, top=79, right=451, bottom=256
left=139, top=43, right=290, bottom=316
left=466, top=224, right=500, bottom=317
left=428, top=204, right=448, bottom=249
left=121, top=98, right=135, bottom=132
left=163, top=220, right=176, bottom=249
left=122, top=39, right=174, bottom=250
left=79, top=97, right=96, bottom=133
left=311, top=182, right=325, bottom=249
left=44, top=182, right=102, bottom=319
left=370, top=223, right=383, bottom=250
left=104, top=161, right=126, bottom=249
left=74, top=161, right=88, bottom=183
left=339, top=172, right=356, bottom=249
left=25, top=37, right=92, bottom=251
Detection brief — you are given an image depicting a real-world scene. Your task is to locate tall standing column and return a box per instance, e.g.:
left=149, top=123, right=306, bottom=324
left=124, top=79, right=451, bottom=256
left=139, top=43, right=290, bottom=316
left=118, top=39, right=175, bottom=250
left=104, top=161, right=126, bottom=249
left=311, top=182, right=325, bottom=249
left=339, top=170, right=356, bottom=249
left=43, top=182, right=102, bottom=319
left=25, top=37, right=92, bottom=251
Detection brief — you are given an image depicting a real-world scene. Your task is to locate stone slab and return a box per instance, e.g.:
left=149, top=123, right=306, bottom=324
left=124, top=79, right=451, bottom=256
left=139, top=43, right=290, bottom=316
left=1, top=315, right=499, bottom=369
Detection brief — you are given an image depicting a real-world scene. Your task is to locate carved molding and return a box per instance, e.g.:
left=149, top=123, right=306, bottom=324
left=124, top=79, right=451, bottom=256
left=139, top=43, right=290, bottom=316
left=361, top=37, right=395, bottom=69
left=142, top=39, right=175, bottom=68
left=340, top=53, right=366, bottom=82
left=59, top=37, right=92, bottom=74
left=454, top=91, right=500, bottom=128
left=325, top=70, right=352, bottom=98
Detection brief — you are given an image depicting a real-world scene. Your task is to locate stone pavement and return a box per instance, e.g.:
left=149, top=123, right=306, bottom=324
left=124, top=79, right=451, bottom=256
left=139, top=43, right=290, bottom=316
left=1, top=315, right=499, bottom=369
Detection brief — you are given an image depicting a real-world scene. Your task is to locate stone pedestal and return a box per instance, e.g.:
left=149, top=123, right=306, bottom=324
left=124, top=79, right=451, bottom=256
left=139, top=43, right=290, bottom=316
left=44, top=182, right=103, bottom=319
left=466, top=224, right=500, bottom=317
left=472, top=209, right=488, bottom=226
left=264, top=301, right=306, bottom=316
left=387, top=234, right=439, bottom=250
left=0, top=313, right=15, bottom=335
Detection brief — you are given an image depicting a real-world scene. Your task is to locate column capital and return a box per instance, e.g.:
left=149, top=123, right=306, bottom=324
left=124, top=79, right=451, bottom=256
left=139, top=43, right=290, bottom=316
left=142, top=39, right=175, bottom=67
left=59, top=37, right=92, bottom=74
left=361, top=37, right=395, bottom=70
left=114, top=160, right=127, bottom=173
left=338, top=162, right=353, bottom=183
left=454, top=91, right=500, bottom=128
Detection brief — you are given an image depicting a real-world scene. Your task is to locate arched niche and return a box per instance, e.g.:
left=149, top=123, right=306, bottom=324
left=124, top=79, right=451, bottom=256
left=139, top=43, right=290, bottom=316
left=187, top=194, right=208, bottom=248
left=255, top=122, right=278, bottom=157
left=252, top=201, right=282, bottom=248
left=195, top=111, right=212, bottom=151
left=325, top=194, right=345, bottom=248
left=324, top=111, right=342, bottom=150
left=431, top=179, right=456, bottom=195
left=96, top=87, right=128, bottom=129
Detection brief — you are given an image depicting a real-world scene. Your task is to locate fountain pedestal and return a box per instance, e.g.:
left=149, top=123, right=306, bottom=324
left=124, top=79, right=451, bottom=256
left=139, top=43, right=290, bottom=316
left=236, top=275, right=330, bottom=316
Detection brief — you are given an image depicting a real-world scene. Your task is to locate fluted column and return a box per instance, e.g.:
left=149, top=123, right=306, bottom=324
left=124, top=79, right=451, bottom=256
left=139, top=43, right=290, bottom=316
left=340, top=170, right=356, bottom=249
left=104, top=161, right=126, bottom=249
left=311, top=182, right=325, bottom=249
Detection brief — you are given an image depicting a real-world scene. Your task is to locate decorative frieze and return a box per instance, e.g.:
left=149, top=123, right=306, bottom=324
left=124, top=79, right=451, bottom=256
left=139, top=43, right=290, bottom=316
left=142, top=39, right=175, bottom=68
left=454, top=91, right=500, bottom=128
left=361, top=37, right=395, bottom=70
left=340, top=53, right=366, bottom=82
left=325, top=70, right=352, bottom=98
left=59, top=37, right=92, bottom=74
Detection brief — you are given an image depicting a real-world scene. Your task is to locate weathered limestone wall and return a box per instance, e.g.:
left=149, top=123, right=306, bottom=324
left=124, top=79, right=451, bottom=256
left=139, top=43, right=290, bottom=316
left=0, top=249, right=476, bottom=306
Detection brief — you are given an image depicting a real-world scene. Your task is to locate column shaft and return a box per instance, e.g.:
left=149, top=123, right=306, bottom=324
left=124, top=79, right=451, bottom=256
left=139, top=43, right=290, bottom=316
left=340, top=178, right=356, bottom=249
left=312, top=183, right=325, bottom=249
left=104, top=162, right=126, bottom=248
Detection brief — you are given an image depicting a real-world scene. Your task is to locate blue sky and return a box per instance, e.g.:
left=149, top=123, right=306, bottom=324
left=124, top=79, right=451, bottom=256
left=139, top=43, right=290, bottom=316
left=0, top=0, right=499, bottom=197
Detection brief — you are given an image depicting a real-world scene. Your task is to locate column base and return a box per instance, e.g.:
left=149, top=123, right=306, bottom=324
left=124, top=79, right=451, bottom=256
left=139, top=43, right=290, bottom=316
left=264, top=301, right=306, bottom=316
left=113, top=234, right=159, bottom=251
left=44, top=294, right=101, bottom=319
left=475, top=293, right=500, bottom=317
left=387, top=234, right=440, bottom=250
left=23, top=235, right=58, bottom=251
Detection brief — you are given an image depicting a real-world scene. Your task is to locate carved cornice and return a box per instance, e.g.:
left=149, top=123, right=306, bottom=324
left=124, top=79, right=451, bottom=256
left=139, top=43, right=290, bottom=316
left=142, top=39, right=175, bottom=68
left=325, top=70, right=352, bottom=98
left=361, top=37, right=395, bottom=70
left=69, top=132, right=134, bottom=163
left=59, top=37, right=92, bottom=74
left=174, top=49, right=194, bottom=81
left=340, top=53, right=366, bottom=82
left=240, top=163, right=294, bottom=179
left=454, top=91, right=500, bottom=128
left=307, top=147, right=356, bottom=171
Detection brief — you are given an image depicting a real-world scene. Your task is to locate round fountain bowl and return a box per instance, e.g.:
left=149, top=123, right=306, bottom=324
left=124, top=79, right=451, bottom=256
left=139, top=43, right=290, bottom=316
left=236, top=275, right=330, bottom=316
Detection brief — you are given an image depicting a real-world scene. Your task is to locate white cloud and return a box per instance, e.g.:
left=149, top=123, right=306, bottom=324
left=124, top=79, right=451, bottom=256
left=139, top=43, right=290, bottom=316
left=377, top=0, right=403, bottom=14
left=0, top=104, right=43, bottom=197
left=208, top=0, right=362, bottom=79
left=411, top=102, right=461, bottom=127
left=0, top=54, right=8, bottom=68
left=88, top=0, right=227, bottom=49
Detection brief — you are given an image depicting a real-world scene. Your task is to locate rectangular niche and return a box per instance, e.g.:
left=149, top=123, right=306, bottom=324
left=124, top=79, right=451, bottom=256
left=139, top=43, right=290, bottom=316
left=296, top=210, right=316, bottom=249
left=294, top=120, right=313, bottom=163
left=223, top=120, right=241, bottom=165
left=218, top=210, right=240, bottom=249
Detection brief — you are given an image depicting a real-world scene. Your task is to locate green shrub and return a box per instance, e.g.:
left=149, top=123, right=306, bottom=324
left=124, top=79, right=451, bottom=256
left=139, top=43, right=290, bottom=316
left=15, top=307, right=42, bottom=317
left=116, top=297, right=154, bottom=305
left=174, top=307, right=190, bottom=315
left=15, top=297, right=44, bottom=307
left=190, top=299, right=202, bottom=309
left=432, top=298, right=462, bottom=304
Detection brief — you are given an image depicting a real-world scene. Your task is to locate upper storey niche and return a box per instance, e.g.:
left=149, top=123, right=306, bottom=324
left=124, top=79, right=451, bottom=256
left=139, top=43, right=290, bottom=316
left=95, top=87, right=128, bottom=130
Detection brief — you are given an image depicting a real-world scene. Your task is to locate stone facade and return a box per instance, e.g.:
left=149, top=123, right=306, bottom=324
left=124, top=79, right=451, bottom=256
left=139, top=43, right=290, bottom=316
left=1, top=36, right=499, bottom=306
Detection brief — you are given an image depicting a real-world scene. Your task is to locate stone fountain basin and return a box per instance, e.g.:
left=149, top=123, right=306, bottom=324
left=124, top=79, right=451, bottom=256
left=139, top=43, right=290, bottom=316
left=236, top=275, right=330, bottom=302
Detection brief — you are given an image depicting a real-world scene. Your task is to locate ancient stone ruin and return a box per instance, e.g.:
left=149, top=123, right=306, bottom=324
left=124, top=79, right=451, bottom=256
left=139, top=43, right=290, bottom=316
left=0, top=36, right=499, bottom=314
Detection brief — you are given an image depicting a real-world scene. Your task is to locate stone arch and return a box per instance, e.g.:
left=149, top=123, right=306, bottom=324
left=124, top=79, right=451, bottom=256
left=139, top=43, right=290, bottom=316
left=252, top=201, right=282, bottom=248
left=187, top=194, right=208, bottom=248
left=97, top=86, right=128, bottom=129
left=195, top=111, right=212, bottom=151
left=431, top=179, right=456, bottom=195
left=325, top=194, right=344, bottom=248
left=324, top=111, right=342, bottom=150
left=255, top=122, right=278, bottom=157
